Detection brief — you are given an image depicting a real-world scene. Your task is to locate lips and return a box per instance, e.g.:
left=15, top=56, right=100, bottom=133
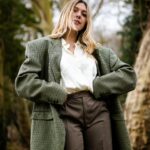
left=73, top=19, right=81, bottom=25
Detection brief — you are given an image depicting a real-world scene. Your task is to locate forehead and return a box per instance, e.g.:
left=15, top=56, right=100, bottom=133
left=74, top=2, right=87, bottom=11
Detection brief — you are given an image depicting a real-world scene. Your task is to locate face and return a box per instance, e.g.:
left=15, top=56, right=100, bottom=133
left=70, top=2, right=87, bottom=32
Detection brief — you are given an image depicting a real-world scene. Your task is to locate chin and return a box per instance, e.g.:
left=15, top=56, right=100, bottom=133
left=74, top=27, right=83, bottom=32
left=72, top=25, right=82, bottom=32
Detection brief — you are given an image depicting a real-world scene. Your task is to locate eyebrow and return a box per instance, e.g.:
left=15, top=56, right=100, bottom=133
left=74, top=6, right=87, bottom=13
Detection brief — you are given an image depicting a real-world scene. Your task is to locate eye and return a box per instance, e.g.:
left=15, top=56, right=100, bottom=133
left=82, top=13, right=87, bottom=17
left=73, top=7, right=78, bottom=12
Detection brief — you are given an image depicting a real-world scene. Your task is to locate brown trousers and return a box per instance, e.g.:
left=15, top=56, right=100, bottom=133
left=59, top=91, right=112, bottom=150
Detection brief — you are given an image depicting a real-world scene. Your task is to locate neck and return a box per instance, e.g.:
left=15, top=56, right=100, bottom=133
left=63, top=30, right=78, bottom=44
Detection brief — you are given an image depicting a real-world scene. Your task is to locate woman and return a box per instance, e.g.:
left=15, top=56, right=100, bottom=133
left=15, top=0, right=136, bottom=150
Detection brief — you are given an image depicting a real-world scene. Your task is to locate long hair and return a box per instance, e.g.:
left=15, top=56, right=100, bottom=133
left=49, top=0, right=96, bottom=54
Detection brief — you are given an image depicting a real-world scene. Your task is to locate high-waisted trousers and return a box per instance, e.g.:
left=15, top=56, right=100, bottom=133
left=59, top=91, right=112, bottom=150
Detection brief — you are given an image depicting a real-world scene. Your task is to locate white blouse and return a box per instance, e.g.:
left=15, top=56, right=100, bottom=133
left=60, top=38, right=97, bottom=94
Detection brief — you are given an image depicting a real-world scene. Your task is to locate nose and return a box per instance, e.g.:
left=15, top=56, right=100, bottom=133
left=76, top=11, right=81, bottom=19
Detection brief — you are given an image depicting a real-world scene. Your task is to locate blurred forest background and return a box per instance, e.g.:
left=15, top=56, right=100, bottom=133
left=0, top=0, right=150, bottom=149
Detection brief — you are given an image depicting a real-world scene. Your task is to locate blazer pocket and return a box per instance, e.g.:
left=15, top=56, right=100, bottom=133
left=31, top=111, right=53, bottom=120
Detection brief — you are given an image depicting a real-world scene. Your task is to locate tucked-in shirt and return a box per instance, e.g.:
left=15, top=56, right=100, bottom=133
left=60, top=38, right=97, bottom=94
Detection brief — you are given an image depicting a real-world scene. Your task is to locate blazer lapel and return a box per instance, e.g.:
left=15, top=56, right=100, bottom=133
left=93, top=49, right=102, bottom=76
left=93, top=47, right=110, bottom=76
left=48, top=38, right=62, bottom=83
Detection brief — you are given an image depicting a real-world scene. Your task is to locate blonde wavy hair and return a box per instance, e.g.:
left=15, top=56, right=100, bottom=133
left=49, top=0, right=96, bottom=54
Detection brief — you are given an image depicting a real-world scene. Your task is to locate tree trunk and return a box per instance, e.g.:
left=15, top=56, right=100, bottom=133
left=31, top=0, right=53, bottom=35
left=5, top=77, right=31, bottom=150
left=0, top=39, right=31, bottom=149
left=125, top=28, right=150, bottom=150
left=0, top=39, right=7, bottom=150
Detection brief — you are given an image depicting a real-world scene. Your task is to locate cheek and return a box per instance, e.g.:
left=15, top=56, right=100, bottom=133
left=82, top=20, right=87, bottom=27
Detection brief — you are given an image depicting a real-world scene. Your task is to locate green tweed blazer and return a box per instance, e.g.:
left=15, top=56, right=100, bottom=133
left=15, top=36, right=136, bottom=150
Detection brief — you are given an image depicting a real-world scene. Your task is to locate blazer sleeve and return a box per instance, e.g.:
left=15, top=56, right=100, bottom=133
left=93, top=48, right=137, bottom=99
left=15, top=39, right=67, bottom=105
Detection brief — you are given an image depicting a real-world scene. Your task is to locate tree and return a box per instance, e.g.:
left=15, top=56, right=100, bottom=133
left=125, top=1, right=150, bottom=148
left=125, top=26, right=150, bottom=150
left=30, top=0, right=53, bottom=35
left=0, top=0, right=37, bottom=149
left=0, top=38, right=6, bottom=150
left=119, top=0, right=150, bottom=65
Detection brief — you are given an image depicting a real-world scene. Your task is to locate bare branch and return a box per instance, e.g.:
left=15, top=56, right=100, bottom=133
left=92, top=0, right=104, bottom=19
left=53, top=0, right=61, bottom=10
left=116, top=2, right=125, bottom=28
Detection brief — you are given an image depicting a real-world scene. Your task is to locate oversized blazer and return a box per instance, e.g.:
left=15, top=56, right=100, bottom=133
left=15, top=36, right=136, bottom=150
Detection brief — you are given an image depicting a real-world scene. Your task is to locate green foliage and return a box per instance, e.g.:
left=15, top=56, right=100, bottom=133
left=0, top=0, right=37, bottom=80
left=0, top=0, right=38, bottom=149
left=119, top=0, right=150, bottom=65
